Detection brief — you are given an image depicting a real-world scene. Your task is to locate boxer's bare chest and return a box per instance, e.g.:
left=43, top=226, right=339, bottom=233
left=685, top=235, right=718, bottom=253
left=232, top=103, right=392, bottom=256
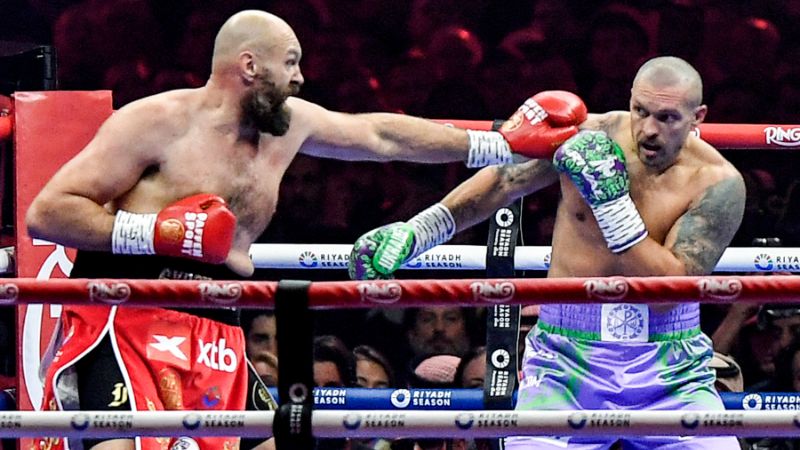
left=127, top=125, right=300, bottom=241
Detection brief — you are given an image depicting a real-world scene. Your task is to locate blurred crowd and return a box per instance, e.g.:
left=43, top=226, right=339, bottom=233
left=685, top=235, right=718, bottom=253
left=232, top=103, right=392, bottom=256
left=4, top=0, right=800, bottom=448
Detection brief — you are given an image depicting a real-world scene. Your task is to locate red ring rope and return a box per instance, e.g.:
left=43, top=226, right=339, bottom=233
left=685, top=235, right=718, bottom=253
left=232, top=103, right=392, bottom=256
left=433, top=120, right=800, bottom=150
left=0, top=276, right=797, bottom=308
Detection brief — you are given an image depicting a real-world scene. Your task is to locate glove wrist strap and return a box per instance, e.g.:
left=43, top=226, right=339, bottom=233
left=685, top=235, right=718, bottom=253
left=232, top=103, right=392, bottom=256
left=591, top=194, right=648, bottom=253
left=466, top=130, right=513, bottom=168
left=112, top=210, right=156, bottom=255
left=408, top=203, right=456, bottom=259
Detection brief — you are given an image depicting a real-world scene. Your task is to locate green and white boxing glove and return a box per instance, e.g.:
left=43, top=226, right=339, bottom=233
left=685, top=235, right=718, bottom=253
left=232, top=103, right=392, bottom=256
left=553, top=130, right=648, bottom=253
left=348, top=204, right=456, bottom=280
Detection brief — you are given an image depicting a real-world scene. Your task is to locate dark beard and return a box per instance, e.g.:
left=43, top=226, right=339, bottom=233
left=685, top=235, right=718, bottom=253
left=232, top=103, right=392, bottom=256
left=241, top=76, right=299, bottom=136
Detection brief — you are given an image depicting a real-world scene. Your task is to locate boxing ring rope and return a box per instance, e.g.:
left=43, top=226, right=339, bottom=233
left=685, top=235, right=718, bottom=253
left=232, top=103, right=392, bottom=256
left=2, top=409, right=800, bottom=438
left=0, top=244, right=794, bottom=275
left=283, top=388, right=792, bottom=412
left=248, top=244, right=800, bottom=272
left=433, top=120, right=800, bottom=150
left=0, top=275, right=797, bottom=307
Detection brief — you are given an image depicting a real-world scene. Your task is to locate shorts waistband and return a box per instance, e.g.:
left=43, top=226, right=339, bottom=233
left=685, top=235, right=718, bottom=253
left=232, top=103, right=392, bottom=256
left=538, top=303, right=700, bottom=342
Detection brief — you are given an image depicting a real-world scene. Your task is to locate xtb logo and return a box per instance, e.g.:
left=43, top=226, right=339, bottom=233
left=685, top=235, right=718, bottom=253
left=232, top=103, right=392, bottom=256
left=197, top=339, right=238, bottom=372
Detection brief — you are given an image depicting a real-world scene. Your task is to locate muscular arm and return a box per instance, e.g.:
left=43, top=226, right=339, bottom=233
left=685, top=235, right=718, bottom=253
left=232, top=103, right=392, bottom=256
left=294, top=98, right=470, bottom=162
left=619, top=174, right=746, bottom=276
left=25, top=104, right=162, bottom=249
left=441, top=159, right=559, bottom=232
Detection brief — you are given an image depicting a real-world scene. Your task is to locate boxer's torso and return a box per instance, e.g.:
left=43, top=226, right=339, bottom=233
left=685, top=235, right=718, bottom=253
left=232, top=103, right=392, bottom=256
left=110, top=89, right=308, bottom=276
left=548, top=111, right=733, bottom=280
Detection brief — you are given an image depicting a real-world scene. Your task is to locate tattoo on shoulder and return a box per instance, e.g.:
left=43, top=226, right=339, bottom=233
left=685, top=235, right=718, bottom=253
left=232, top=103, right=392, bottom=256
left=671, top=176, right=746, bottom=275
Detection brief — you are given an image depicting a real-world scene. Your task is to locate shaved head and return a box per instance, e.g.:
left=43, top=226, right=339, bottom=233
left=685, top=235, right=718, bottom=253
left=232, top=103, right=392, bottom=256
left=211, top=10, right=295, bottom=73
left=633, top=56, right=703, bottom=108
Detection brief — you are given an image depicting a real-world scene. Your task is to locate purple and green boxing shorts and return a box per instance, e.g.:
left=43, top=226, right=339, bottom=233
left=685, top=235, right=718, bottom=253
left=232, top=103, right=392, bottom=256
left=504, top=303, right=740, bottom=449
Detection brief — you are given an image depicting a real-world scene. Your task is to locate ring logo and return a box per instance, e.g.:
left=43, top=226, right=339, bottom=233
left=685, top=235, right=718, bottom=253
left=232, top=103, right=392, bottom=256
left=764, top=126, right=800, bottom=147
left=754, top=254, right=774, bottom=271
left=357, top=282, right=402, bottom=304
left=290, top=383, right=309, bottom=403
left=567, top=412, right=587, bottom=430
left=470, top=281, right=515, bottom=303
left=299, top=251, right=318, bottom=268
left=697, top=278, right=742, bottom=301
left=680, top=413, right=700, bottom=430
left=405, top=257, right=423, bottom=269
left=742, top=393, right=763, bottom=410
left=199, top=282, right=242, bottom=304
left=491, top=349, right=510, bottom=369
left=495, top=208, right=514, bottom=227
left=455, top=413, right=475, bottom=430
left=390, top=389, right=411, bottom=408
left=70, top=413, right=90, bottom=431
left=182, top=413, right=201, bottom=430
left=0, top=284, right=18, bottom=303
left=343, top=414, right=362, bottom=430
left=584, top=278, right=628, bottom=300
left=88, top=281, right=131, bottom=304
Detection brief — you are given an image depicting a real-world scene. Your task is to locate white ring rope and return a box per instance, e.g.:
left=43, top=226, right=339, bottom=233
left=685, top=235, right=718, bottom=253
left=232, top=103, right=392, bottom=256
left=1, top=410, right=798, bottom=439
left=249, top=244, right=800, bottom=272
left=3, top=244, right=790, bottom=274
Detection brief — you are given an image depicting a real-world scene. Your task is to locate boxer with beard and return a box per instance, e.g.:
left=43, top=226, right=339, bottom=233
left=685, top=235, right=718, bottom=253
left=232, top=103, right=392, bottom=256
left=26, top=9, right=587, bottom=450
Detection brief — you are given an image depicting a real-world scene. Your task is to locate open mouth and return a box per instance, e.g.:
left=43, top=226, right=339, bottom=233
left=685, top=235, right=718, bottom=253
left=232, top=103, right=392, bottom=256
left=640, top=142, right=661, bottom=156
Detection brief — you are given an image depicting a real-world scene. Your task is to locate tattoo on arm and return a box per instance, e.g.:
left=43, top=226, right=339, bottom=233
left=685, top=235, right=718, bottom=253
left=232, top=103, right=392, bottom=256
left=671, top=176, right=746, bottom=275
left=444, top=159, right=557, bottom=229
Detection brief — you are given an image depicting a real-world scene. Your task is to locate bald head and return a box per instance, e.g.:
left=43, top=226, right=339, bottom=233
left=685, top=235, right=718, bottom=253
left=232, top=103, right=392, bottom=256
left=211, top=10, right=296, bottom=73
left=633, top=56, right=703, bottom=108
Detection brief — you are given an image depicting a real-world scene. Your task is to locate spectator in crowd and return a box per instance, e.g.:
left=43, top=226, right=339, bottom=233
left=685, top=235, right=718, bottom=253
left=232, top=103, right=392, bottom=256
left=251, top=350, right=278, bottom=387
left=404, top=307, right=474, bottom=361
left=314, top=335, right=356, bottom=388
left=353, top=345, right=396, bottom=389
left=453, top=345, right=486, bottom=389
left=242, top=310, right=277, bottom=358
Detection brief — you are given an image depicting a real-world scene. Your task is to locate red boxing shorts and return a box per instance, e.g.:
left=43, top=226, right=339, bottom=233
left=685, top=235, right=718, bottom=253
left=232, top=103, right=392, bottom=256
left=38, top=305, right=249, bottom=450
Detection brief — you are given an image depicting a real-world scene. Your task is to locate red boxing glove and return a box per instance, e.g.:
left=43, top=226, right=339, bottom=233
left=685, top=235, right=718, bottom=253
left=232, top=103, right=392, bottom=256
left=112, top=193, right=236, bottom=264
left=499, top=90, right=588, bottom=158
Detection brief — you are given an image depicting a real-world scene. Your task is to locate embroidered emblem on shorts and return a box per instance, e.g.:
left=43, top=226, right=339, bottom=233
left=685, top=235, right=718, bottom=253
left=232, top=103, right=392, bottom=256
left=158, top=219, right=185, bottom=244
left=202, top=386, right=221, bottom=408
left=601, top=303, right=648, bottom=342
left=108, top=382, right=129, bottom=407
left=158, top=367, right=184, bottom=410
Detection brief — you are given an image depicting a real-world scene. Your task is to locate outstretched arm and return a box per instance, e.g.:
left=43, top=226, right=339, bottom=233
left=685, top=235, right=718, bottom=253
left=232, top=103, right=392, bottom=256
left=293, top=92, right=586, bottom=165
left=348, top=159, right=558, bottom=279
left=619, top=173, right=746, bottom=276
left=441, top=159, right=559, bottom=232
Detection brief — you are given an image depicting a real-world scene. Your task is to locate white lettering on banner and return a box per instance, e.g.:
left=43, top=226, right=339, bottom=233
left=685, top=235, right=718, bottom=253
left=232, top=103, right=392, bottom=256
left=493, top=229, right=512, bottom=257
left=493, top=306, right=511, bottom=328
left=775, top=256, right=800, bottom=271
left=411, top=390, right=452, bottom=407
left=181, top=212, right=207, bottom=258
left=700, top=413, right=745, bottom=427
left=697, top=278, right=742, bottom=301
left=470, top=281, right=515, bottom=303
left=584, top=278, right=628, bottom=300
left=198, top=282, right=242, bottom=304
left=490, top=370, right=510, bottom=396
left=315, top=388, right=346, bottom=405
left=764, top=127, right=800, bottom=147
left=197, top=338, right=238, bottom=372
left=357, top=282, right=402, bottom=304
left=203, top=413, right=246, bottom=428
left=587, top=412, right=631, bottom=428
